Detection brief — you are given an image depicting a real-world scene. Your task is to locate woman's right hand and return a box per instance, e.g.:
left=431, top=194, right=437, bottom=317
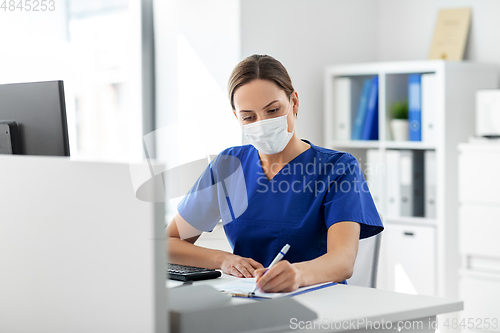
left=220, top=254, right=264, bottom=278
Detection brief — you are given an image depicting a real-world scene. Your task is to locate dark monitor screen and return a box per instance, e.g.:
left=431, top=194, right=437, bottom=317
left=0, top=80, right=70, bottom=156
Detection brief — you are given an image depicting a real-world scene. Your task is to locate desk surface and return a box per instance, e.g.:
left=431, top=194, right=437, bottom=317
left=187, top=273, right=463, bottom=332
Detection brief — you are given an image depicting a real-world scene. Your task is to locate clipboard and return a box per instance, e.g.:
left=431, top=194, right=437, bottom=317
left=216, top=278, right=338, bottom=299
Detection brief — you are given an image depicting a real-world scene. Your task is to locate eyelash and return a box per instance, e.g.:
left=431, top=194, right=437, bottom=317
left=241, top=108, right=279, bottom=121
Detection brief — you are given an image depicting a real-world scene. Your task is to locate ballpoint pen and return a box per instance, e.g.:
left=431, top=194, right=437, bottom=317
left=251, top=243, right=291, bottom=295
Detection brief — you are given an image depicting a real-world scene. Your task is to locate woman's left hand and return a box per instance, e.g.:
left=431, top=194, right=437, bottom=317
left=254, top=260, right=302, bottom=293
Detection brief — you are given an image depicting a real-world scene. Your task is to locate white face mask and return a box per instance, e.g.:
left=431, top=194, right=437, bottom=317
left=240, top=99, right=294, bottom=155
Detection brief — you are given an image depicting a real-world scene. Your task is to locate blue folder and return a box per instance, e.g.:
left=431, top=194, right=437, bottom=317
left=361, top=76, right=379, bottom=140
left=351, top=79, right=372, bottom=140
left=408, top=74, right=422, bottom=141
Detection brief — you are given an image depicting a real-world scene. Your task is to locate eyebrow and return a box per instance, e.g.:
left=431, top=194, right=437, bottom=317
left=239, top=100, right=279, bottom=113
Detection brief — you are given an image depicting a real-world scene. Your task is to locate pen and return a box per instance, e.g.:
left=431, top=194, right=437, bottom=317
left=251, top=243, right=290, bottom=295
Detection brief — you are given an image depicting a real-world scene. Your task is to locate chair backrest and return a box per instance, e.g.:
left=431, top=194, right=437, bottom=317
left=346, top=232, right=382, bottom=288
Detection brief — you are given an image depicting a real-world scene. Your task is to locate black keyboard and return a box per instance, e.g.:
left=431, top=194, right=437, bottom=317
left=167, top=263, right=222, bottom=282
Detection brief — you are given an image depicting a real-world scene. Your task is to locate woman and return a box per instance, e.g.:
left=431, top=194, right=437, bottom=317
left=167, top=54, right=383, bottom=293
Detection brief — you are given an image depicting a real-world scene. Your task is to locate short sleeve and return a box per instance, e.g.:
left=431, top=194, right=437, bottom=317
left=322, top=153, right=384, bottom=239
left=176, top=161, right=221, bottom=233
left=176, top=149, right=248, bottom=233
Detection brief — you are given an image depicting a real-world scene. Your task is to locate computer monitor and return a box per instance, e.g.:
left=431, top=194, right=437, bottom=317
left=0, top=80, right=70, bottom=156
left=0, top=155, right=167, bottom=332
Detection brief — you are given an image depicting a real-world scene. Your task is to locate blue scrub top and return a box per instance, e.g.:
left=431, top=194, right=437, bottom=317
left=177, top=139, right=384, bottom=284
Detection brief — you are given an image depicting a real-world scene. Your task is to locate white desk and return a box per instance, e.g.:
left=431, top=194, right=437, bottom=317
left=186, top=273, right=463, bottom=333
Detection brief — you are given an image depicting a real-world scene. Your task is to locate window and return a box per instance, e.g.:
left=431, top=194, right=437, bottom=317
left=153, top=0, right=242, bottom=221
left=68, top=0, right=142, bottom=160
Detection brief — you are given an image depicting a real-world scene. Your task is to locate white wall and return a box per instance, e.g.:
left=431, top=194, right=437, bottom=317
left=240, top=0, right=500, bottom=144
left=240, top=0, right=379, bottom=145
left=377, top=0, right=500, bottom=67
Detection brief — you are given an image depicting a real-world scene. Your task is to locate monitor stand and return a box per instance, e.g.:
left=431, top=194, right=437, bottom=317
left=0, top=121, right=20, bottom=154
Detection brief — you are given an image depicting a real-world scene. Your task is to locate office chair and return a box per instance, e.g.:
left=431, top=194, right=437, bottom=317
left=346, top=232, right=382, bottom=288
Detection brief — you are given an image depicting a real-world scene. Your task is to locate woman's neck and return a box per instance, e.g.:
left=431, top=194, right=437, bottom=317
left=258, top=135, right=310, bottom=178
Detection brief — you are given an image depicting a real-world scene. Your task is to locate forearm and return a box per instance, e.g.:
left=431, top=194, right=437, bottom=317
left=293, top=248, right=354, bottom=287
left=168, top=237, right=231, bottom=270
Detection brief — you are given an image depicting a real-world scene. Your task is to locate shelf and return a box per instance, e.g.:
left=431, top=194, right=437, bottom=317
left=324, top=60, right=499, bottom=300
left=383, top=216, right=437, bottom=227
left=385, top=141, right=436, bottom=150
left=325, top=60, right=444, bottom=76
left=327, top=140, right=436, bottom=150
left=459, top=269, right=500, bottom=281
left=328, top=140, right=380, bottom=149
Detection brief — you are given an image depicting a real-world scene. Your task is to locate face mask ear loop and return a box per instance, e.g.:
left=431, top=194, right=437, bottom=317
left=287, top=96, right=295, bottom=134
left=287, top=96, right=293, bottom=116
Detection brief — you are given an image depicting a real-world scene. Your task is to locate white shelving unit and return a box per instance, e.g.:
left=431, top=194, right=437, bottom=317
left=458, top=142, right=500, bottom=333
left=323, top=60, right=498, bottom=303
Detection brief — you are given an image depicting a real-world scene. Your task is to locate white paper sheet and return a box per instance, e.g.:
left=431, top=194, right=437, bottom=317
left=214, top=277, right=336, bottom=299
